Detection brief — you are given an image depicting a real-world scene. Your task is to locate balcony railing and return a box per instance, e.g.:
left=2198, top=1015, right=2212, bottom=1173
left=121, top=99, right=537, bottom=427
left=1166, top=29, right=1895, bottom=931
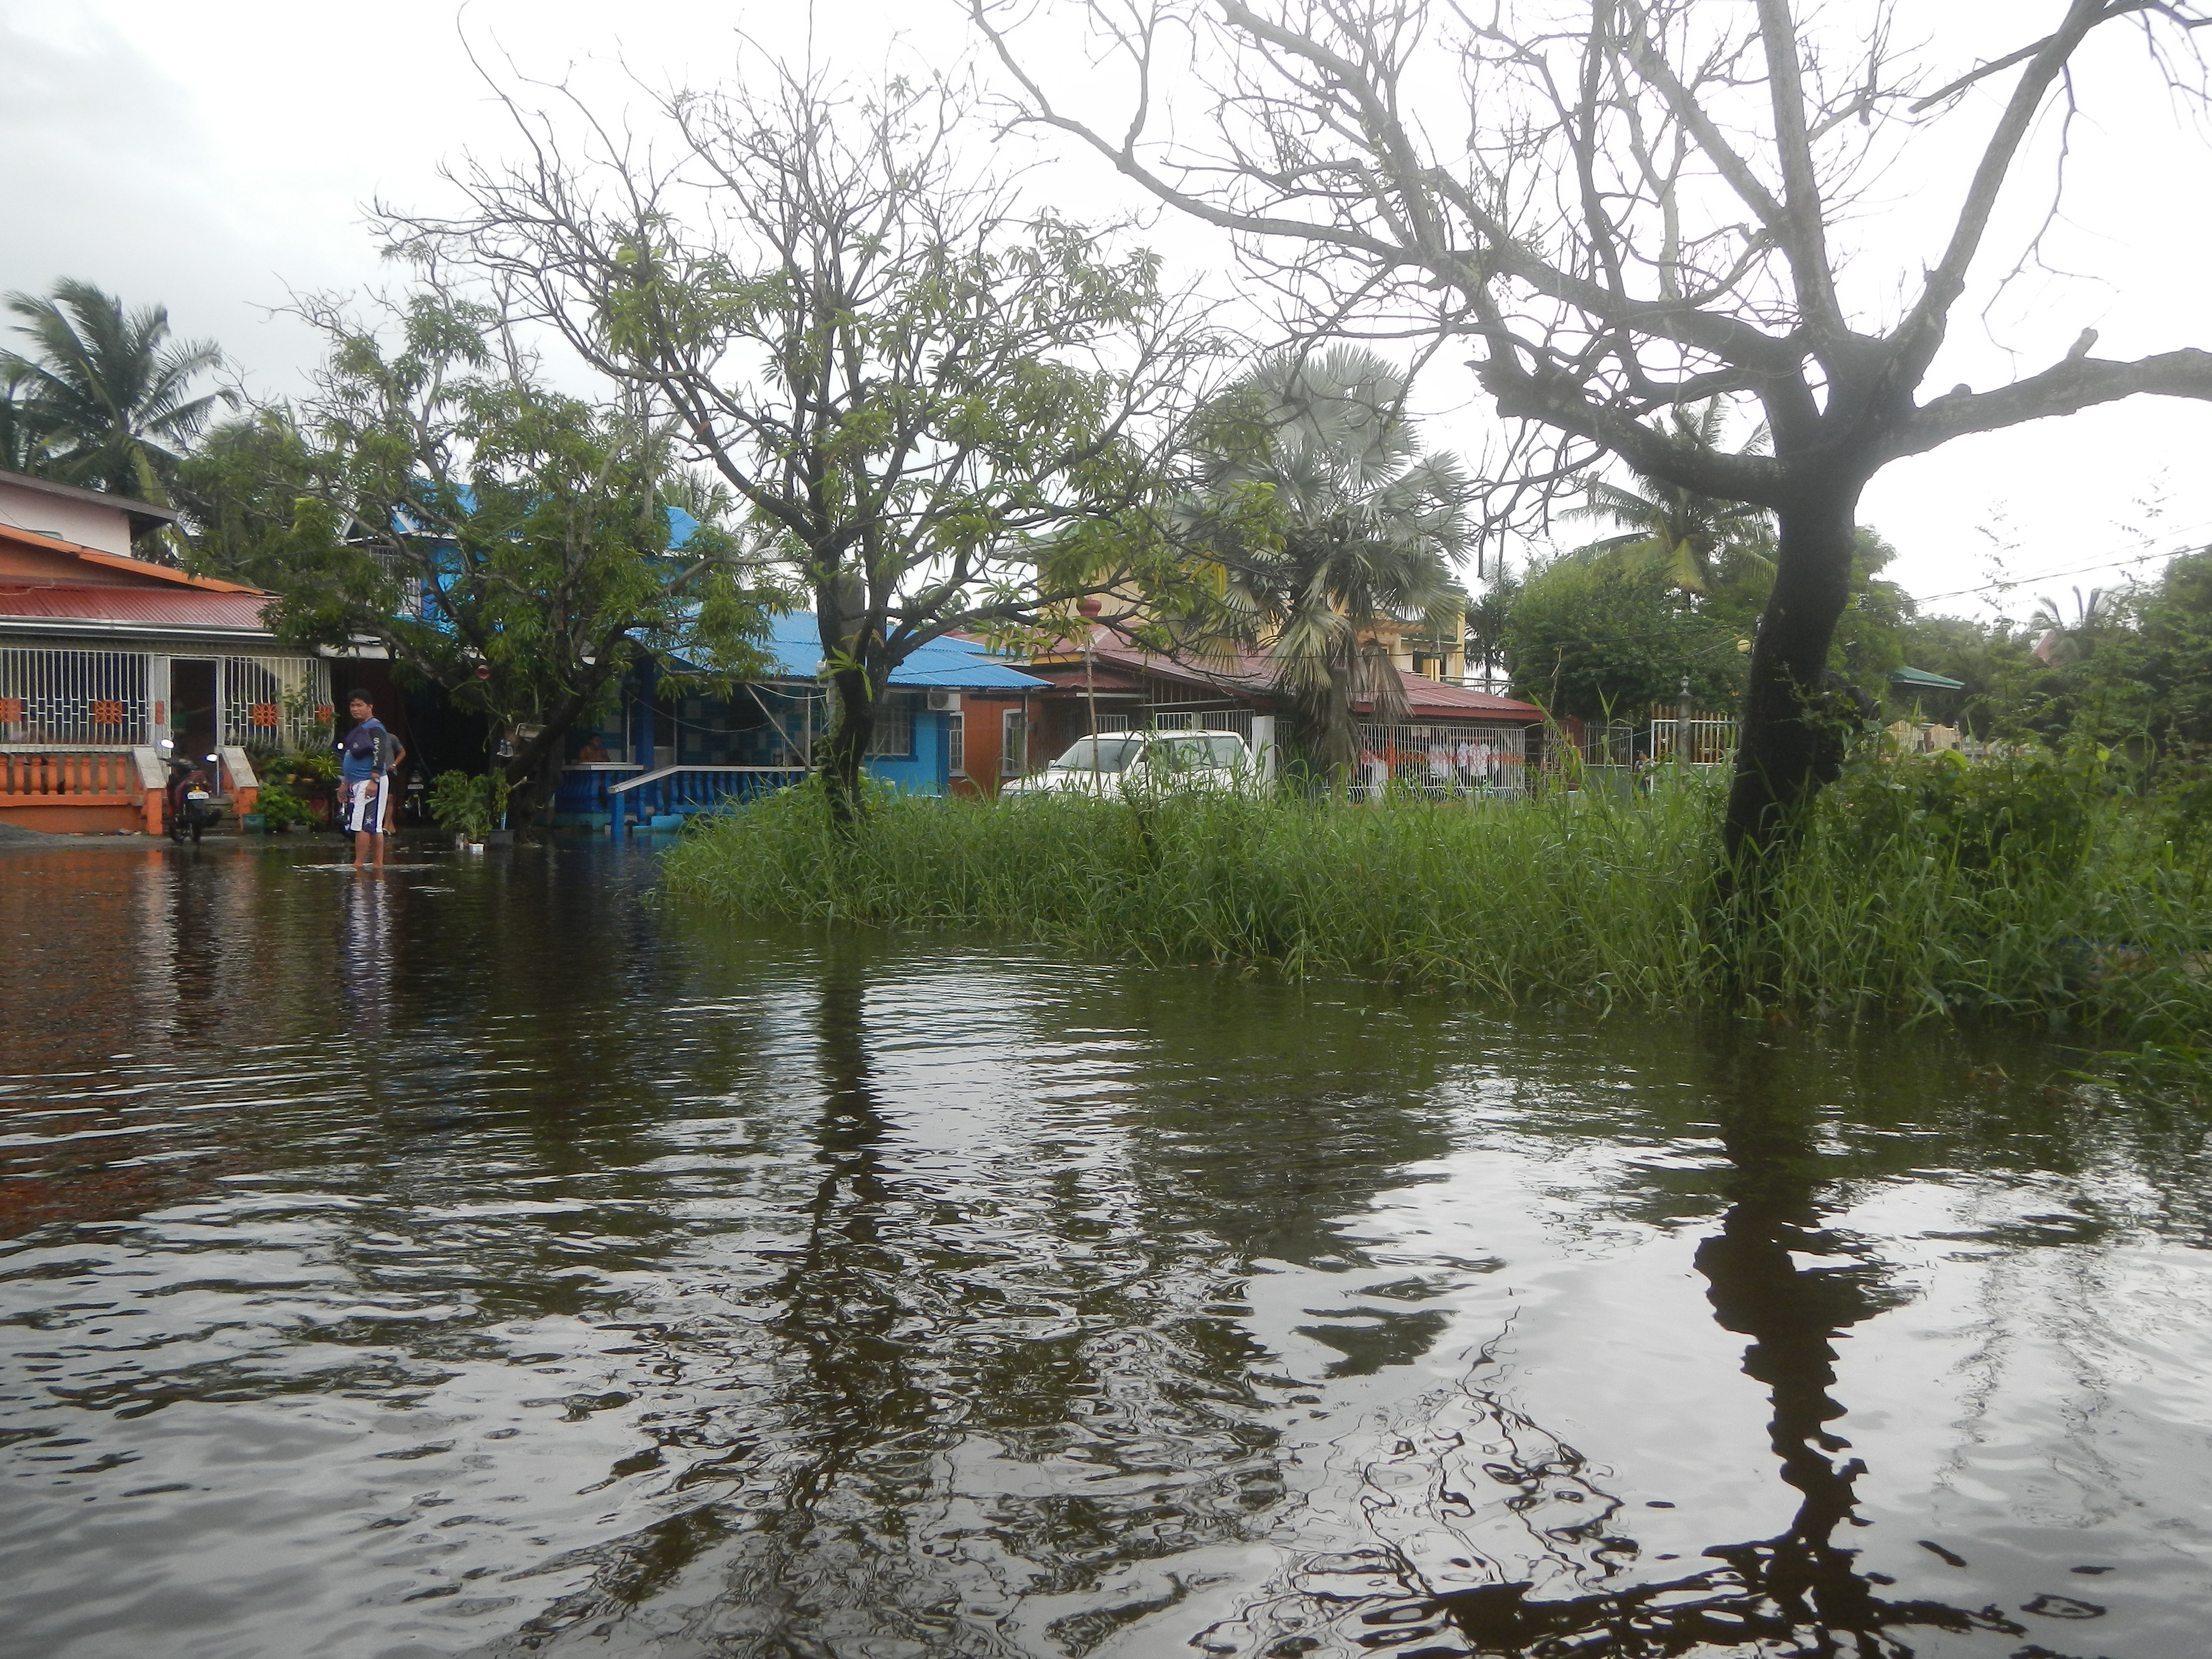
left=606, top=764, right=807, bottom=837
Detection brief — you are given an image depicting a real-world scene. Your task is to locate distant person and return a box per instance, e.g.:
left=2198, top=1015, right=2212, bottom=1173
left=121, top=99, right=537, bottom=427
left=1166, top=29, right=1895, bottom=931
left=337, top=691, right=406, bottom=870
left=575, top=733, right=611, bottom=762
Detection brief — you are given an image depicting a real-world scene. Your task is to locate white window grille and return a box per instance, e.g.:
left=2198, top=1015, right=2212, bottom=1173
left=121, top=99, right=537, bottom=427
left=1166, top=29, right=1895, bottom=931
left=221, top=657, right=332, bottom=751
left=1102, top=705, right=1254, bottom=739
left=0, top=647, right=150, bottom=744
left=946, top=712, right=964, bottom=778
left=999, top=709, right=1027, bottom=776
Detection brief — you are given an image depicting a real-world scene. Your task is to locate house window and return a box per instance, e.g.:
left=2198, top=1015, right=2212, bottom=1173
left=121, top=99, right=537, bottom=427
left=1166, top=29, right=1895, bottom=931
left=947, top=712, right=965, bottom=778
left=1000, top=709, right=1027, bottom=776
left=865, top=697, right=914, bottom=758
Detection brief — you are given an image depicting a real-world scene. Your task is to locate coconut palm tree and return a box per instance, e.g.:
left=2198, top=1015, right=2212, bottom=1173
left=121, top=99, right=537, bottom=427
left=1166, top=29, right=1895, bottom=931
left=1563, top=398, right=1772, bottom=594
left=0, top=279, right=236, bottom=511
left=2029, top=586, right=2116, bottom=667
left=0, top=370, right=50, bottom=474
left=1190, top=346, right=1469, bottom=787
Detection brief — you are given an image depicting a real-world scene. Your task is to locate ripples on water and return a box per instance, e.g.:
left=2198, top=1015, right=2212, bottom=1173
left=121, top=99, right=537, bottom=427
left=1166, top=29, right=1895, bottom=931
left=2, top=841, right=2210, bottom=1659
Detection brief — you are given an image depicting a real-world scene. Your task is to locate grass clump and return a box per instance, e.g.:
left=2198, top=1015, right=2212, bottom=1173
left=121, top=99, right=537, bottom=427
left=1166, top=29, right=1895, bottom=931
left=659, top=752, right=2212, bottom=1062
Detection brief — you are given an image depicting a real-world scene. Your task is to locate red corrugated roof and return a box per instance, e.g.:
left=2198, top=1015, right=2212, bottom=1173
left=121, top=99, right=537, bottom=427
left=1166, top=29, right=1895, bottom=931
left=1029, top=631, right=1544, bottom=720
left=1395, top=677, right=1544, bottom=720
left=0, top=583, right=276, bottom=632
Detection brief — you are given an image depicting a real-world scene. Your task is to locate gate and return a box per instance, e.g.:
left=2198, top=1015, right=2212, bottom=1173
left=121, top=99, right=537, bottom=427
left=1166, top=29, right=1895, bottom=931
left=1352, top=722, right=1529, bottom=800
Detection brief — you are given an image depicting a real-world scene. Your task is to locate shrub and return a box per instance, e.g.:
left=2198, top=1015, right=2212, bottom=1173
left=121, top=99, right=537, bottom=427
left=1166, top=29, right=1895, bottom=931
left=255, top=782, right=314, bottom=830
left=428, top=770, right=509, bottom=840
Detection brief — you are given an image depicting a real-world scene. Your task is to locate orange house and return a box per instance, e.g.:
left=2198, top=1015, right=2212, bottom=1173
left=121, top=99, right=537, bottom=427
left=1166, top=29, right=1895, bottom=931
left=0, top=469, right=324, bottom=833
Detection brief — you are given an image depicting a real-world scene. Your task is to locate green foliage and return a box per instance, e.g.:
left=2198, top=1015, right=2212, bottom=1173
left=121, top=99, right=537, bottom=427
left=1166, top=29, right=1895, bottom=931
left=1819, top=747, right=2107, bottom=880
left=1503, top=555, right=1746, bottom=719
left=0, top=278, right=236, bottom=532
left=1893, top=614, right=2037, bottom=735
left=1559, top=398, right=1773, bottom=595
left=428, top=770, right=509, bottom=840
left=1181, top=346, right=1469, bottom=780
left=181, top=292, right=779, bottom=801
left=253, top=783, right=314, bottom=830
left=264, top=751, right=339, bottom=788
left=1505, top=521, right=1915, bottom=722
left=415, top=68, right=1225, bottom=817
left=2060, top=550, right=2212, bottom=754
left=662, top=763, right=2212, bottom=1084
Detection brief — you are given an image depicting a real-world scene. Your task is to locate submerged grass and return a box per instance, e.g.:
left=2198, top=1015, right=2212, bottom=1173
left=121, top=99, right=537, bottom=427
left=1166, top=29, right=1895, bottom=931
left=660, top=761, right=2212, bottom=1073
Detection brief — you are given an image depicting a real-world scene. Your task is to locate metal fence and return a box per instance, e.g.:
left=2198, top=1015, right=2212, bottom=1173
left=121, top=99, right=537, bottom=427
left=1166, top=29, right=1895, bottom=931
left=1352, top=721, right=1529, bottom=800
left=0, top=648, right=151, bottom=745
left=1583, top=709, right=1739, bottom=769
left=0, top=649, right=331, bottom=750
left=221, top=656, right=330, bottom=751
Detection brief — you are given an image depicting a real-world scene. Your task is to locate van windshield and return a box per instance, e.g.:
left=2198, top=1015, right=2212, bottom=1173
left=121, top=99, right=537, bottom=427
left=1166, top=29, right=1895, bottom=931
left=1051, top=736, right=1145, bottom=773
left=1152, top=733, right=1245, bottom=768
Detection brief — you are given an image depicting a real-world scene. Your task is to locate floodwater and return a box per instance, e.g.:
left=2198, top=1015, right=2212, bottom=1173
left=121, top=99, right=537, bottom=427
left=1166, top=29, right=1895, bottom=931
left=2, top=842, right=2210, bottom=1659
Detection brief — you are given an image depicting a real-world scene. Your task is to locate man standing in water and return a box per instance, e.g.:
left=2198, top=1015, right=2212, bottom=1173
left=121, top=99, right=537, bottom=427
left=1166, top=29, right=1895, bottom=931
left=337, top=690, right=406, bottom=870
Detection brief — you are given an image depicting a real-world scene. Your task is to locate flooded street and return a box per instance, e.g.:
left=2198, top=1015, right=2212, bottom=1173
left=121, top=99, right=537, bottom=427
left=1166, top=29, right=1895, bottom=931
left=2, top=840, right=2209, bottom=1659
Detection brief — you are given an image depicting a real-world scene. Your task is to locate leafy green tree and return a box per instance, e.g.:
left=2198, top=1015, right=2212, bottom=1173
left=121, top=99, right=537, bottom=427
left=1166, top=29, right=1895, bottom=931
left=1894, top=614, right=2038, bottom=737
left=391, top=66, right=1219, bottom=824
left=0, top=279, right=235, bottom=531
left=1561, top=400, right=1772, bottom=595
left=1462, top=568, right=1520, bottom=693
left=184, top=293, right=777, bottom=827
left=1503, top=555, right=1746, bottom=723
left=1186, top=346, right=1467, bottom=784
left=2047, top=551, right=2212, bottom=760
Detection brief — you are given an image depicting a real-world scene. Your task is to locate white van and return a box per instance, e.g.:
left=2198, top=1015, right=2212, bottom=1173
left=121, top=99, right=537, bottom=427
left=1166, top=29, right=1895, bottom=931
left=1003, top=730, right=1256, bottom=796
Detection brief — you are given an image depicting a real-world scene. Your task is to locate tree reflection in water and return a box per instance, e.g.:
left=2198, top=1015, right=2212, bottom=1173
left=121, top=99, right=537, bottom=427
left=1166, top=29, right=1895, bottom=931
left=1201, top=1045, right=2071, bottom=1659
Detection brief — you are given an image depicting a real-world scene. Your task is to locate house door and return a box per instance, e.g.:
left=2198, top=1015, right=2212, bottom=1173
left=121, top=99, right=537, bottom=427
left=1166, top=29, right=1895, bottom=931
left=169, top=659, right=219, bottom=763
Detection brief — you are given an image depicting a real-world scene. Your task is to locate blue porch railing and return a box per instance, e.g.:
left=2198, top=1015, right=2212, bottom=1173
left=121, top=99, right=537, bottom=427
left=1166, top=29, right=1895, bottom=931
left=606, top=764, right=808, bottom=838
left=554, top=763, right=644, bottom=826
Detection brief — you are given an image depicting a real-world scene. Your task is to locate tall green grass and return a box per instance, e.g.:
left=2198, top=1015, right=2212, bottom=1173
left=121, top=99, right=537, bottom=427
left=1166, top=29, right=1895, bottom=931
left=659, top=760, right=2212, bottom=1062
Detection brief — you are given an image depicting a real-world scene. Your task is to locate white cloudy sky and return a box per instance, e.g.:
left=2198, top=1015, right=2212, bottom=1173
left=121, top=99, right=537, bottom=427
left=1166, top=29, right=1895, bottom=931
left=6, top=0, right=2210, bottom=622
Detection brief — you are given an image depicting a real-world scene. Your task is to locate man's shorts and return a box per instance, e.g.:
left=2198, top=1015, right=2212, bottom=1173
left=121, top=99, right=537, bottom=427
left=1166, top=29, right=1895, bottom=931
left=341, top=778, right=382, bottom=834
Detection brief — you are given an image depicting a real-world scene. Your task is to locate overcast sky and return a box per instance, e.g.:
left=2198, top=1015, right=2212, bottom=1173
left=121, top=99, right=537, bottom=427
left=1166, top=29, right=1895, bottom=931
left=7, top=0, right=2210, bottom=622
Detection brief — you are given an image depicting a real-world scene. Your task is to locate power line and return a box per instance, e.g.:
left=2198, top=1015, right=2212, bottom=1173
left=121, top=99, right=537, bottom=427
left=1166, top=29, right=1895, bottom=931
left=1913, top=528, right=2212, bottom=606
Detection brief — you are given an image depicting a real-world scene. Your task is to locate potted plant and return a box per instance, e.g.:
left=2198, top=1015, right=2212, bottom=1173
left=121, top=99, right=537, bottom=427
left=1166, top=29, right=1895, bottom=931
left=428, top=770, right=510, bottom=849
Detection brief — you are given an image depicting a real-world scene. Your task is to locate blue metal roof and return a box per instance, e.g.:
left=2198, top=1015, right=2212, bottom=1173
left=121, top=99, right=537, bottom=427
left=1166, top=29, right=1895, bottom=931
left=748, top=613, right=1046, bottom=690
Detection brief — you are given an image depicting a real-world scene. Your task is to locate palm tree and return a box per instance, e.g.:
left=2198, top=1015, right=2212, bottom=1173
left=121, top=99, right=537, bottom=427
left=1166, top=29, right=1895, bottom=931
left=2029, top=586, right=2116, bottom=666
left=1562, top=398, right=1771, bottom=593
left=0, top=369, right=50, bottom=474
left=1190, top=346, right=1469, bottom=787
left=0, top=279, right=236, bottom=510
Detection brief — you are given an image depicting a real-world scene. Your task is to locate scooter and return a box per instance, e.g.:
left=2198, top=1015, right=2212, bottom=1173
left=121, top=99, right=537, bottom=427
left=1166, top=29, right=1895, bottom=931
left=159, top=738, right=224, bottom=843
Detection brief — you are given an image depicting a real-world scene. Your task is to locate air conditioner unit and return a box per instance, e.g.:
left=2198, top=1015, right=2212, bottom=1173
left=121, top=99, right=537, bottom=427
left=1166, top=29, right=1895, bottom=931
left=926, top=690, right=960, bottom=711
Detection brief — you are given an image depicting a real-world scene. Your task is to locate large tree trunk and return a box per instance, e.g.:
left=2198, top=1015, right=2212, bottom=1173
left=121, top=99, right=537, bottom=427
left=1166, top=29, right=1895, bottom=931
left=497, top=661, right=624, bottom=834
left=820, top=662, right=876, bottom=829
left=1719, top=487, right=1862, bottom=911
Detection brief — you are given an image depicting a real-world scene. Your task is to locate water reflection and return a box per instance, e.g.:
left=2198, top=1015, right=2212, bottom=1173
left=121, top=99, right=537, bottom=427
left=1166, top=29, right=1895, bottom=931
left=1, top=843, right=2208, bottom=1659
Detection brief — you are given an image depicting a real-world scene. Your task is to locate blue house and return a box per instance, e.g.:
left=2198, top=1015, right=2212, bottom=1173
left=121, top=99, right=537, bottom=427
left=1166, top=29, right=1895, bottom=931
left=555, top=613, right=1047, bottom=834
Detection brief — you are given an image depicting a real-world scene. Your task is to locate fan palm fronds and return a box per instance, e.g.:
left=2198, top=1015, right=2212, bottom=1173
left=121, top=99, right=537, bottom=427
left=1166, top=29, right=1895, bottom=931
left=1188, top=345, right=1469, bottom=786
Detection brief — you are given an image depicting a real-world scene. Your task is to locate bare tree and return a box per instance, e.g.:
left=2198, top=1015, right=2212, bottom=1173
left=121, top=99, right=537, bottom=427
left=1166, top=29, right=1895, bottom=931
left=974, top=0, right=2212, bottom=894
left=386, top=60, right=1223, bottom=822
